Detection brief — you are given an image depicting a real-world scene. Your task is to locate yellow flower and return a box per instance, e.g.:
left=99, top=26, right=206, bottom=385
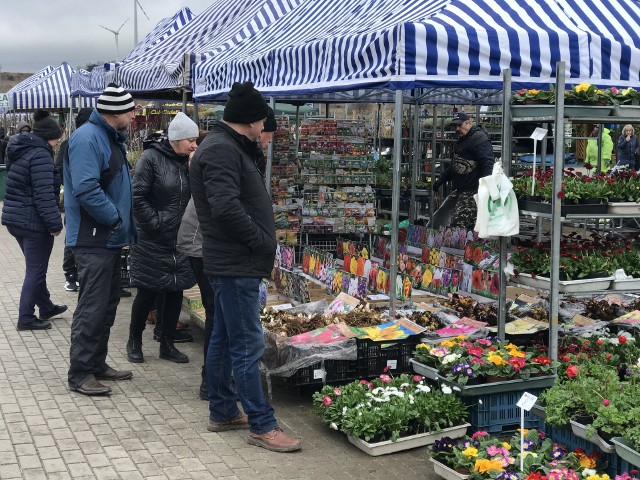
left=586, top=475, right=610, bottom=480
left=517, top=428, right=529, bottom=436
left=502, top=442, right=511, bottom=450
left=579, top=456, right=596, bottom=468
left=462, top=447, right=478, bottom=457
left=416, top=343, right=431, bottom=351
left=529, top=89, right=540, bottom=95
left=622, top=87, right=636, bottom=95
left=441, top=340, right=457, bottom=348
left=456, top=335, right=467, bottom=341
left=509, top=350, right=526, bottom=358
left=521, top=451, right=538, bottom=459
left=505, top=343, right=520, bottom=351
left=474, top=458, right=504, bottom=473
left=575, top=82, right=591, bottom=93
left=487, top=353, right=508, bottom=365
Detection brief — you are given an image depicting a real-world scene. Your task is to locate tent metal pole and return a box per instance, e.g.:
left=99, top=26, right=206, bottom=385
left=429, top=106, right=437, bottom=223
left=410, top=98, right=420, bottom=222
left=498, top=69, right=512, bottom=341
left=549, top=62, right=566, bottom=362
left=389, top=90, right=403, bottom=317
left=181, top=89, right=187, bottom=113
left=265, top=96, right=275, bottom=191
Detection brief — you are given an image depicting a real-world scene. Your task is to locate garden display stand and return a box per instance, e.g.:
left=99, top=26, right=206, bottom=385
left=611, top=437, right=640, bottom=469
left=569, top=420, right=615, bottom=453
left=347, top=423, right=470, bottom=456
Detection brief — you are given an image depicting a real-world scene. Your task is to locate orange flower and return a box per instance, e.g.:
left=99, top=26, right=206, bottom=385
left=472, top=269, right=483, bottom=289
left=474, top=458, right=504, bottom=474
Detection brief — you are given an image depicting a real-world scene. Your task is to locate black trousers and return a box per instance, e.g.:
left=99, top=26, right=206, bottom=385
left=68, top=251, right=121, bottom=388
left=189, top=257, right=215, bottom=362
left=130, top=287, right=183, bottom=340
left=62, top=246, right=77, bottom=281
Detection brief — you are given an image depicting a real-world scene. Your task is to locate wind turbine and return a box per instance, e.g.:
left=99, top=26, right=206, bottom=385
left=134, top=0, right=150, bottom=45
left=99, top=18, right=130, bottom=59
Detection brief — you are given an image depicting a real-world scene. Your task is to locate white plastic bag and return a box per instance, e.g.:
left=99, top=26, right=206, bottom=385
left=474, top=163, right=519, bottom=238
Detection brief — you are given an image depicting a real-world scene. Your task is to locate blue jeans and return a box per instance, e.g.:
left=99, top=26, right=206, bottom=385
left=7, top=226, right=55, bottom=325
left=206, top=276, right=276, bottom=434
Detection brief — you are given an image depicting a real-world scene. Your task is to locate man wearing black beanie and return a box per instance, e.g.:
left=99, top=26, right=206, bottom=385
left=190, top=82, right=301, bottom=452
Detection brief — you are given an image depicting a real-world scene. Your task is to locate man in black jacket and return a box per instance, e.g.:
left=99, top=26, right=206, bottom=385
left=433, top=112, right=495, bottom=228
left=190, top=81, right=301, bottom=453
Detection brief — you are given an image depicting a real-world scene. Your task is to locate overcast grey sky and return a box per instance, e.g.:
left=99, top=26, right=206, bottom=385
left=1, top=0, right=214, bottom=73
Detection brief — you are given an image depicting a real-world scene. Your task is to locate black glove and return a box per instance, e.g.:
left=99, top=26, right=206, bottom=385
left=432, top=179, right=443, bottom=190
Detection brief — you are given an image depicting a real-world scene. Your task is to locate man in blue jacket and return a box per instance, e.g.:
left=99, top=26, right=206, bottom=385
left=64, top=83, right=137, bottom=396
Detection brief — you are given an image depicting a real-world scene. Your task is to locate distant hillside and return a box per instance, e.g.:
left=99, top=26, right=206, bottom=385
left=1, top=72, right=32, bottom=91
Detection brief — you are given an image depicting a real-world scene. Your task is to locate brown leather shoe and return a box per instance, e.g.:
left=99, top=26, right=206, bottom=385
left=96, top=367, right=133, bottom=381
left=247, top=428, right=301, bottom=452
left=71, top=378, right=112, bottom=396
left=207, top=413, right=249, bottom=432
left=146, top=310, right=157, bottom=325
left=176, top=321, right=189, bottom=330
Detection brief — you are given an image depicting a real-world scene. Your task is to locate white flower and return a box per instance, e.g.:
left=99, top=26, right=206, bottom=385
left=342, top=406, right=348, bottom=415
left=453, top=386, right=461, bottom=392
left=408, top=394, right=414, bottom=403
left=582, top=468, right=596, bottom=477
left=415, top=384, right=431, bottom=393
left=358, top=411, right=362, bottom=416
left=442, top=353, right=462, bottom=365
left=330, top=422, right=338, bottom=430
left=372, top=387, right=384, bottom=395
left=400, top=383, right=410, bottom=389
left=441, top=385, right=453, bottom=395
left=367, top=402, right=372, bottom=407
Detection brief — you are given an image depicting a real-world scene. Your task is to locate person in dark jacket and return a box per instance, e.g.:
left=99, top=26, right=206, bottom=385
left=55, top=108, right=93, bottom=291
left=1, top=110, right=67, bottom=331
left=254, top=106, right=277, bottom=179
left=65, top=84, right=137, bottom=396
left=126, top=112, right=198, bottom=365
left=432, top=111, right=495, bottom=228
left=616, top=124, right=639, bottom=170
left=190, top=81, right=301, bottom=453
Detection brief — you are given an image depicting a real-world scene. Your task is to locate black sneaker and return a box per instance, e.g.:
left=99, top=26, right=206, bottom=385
left=64, top=280, right=79, bottom=292
left=120, top=289, right=132, bottom=298
left=153, top=330, right=193, bottom=343
left=40, top=304, right=68, bottom=320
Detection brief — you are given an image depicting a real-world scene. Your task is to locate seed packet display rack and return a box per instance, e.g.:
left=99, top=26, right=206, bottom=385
left=500, top=64, right=640, bottom=360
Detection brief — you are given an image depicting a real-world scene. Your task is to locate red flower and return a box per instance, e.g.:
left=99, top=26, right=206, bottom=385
left=584, top=163, right=593, bottom=170
left=379, top=374, right=392, bottom=383
left=619, top=335, right=628, bottom=344
left=533, top=356, right=552, bottom=365
left=596, top=339, right=603, bottom=345
left=383, top=365, right=392, bottom=373
left=557, top=191, right=565, bottom=199
left=322, top=396, right=333, bottom=406
left=566, top=365, right=578, bottom=378
left=605, top=353, right=612, bottom=360
left=602, top=399, right=610, bottom=406
left=413, top=375, right=423, bottom=382
left=509, top=357, right=527, bottom=371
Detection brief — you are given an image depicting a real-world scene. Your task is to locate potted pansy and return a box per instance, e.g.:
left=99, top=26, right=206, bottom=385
left=312, top=372, right=469, bottom=456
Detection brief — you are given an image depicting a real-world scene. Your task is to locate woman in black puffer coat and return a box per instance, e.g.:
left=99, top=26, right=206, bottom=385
left=126, top=112, right=199, bottom=364
left=1, top=110, right=66, bottom=331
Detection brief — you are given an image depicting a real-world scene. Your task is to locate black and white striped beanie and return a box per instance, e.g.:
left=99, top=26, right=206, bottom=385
left=97, top=83, right=135, bottom=114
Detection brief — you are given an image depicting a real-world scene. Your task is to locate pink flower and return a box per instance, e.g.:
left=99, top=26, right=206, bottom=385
left=379, top=374, right=392, bottom=383
left=487, top=445, right=502, bottom=456
left=322, top=396, right=333, bottom=407
left=368, top=382, right=374, bottom=389
left=413, top=375, right=423, bottom=382
left=603, top=399, right=610, bottom=407
left=472, top=431, right=488, bottom=439
left=333, top=388, right=342, bottom=396
left=360, top=379, right=369, bottom=384
left=476, top=338, right=492, bottom=346
left=566, top=365, right=578, bottom=378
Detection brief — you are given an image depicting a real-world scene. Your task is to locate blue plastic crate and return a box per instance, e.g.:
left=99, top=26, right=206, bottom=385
left=465, top=390, right=542, bottom=435
left=608, top=450, right=640, bottom=477
left=542, top=423, right=595, bottom=453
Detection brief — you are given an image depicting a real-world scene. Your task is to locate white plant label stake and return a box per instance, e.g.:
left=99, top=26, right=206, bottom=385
left=516, top=391, right=538, bottom=472
left=529, top=128, right=548, bottom=196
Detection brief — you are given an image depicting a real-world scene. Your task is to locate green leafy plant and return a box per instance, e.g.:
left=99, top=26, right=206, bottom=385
left=312, top=372, right=467, bottom=442
left=511, top=87, right=556, bottom=104
left=564, top=82, right=608, bottom=105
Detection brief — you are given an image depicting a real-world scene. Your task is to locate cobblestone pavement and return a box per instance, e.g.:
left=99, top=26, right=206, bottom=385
left=0, top=223, right=439, bottom=479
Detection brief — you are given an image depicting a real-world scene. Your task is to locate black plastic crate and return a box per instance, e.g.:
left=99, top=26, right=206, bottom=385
left=355, top=335, right=421, bottom=378
left=283, top=360, right=359, bottom=388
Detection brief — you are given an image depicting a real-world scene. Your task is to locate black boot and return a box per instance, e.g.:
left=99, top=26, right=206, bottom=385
left=159, top=336, right=189, bottom=363
left=199, top=365, right=208, bottom=400
left=126, top=334, right=144, bottom=363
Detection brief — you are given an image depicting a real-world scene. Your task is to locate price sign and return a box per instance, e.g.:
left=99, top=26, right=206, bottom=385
left=530, top=127, right=548, bottom=141
left=517, top=391, right=538, bottom=411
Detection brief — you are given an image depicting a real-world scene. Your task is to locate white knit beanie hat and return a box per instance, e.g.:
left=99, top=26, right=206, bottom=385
left=168, top=112, right=199, bottom=141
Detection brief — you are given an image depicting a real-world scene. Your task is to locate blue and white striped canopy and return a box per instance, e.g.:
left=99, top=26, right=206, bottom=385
left=114, top=0, right=304, bottom=93
left=8, top=63, right=97, bottom=111
left=192, top=0, right=640, bottom=101
left=124, top=8, right=195, bottom=62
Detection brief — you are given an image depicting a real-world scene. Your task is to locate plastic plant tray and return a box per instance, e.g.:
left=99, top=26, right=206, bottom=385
left=410, top=359, right=556, bottom=396
left=511, top=273, right=614, bottom=293
left=610, top=277, right=640, bottom=291
left=430, top=458, right=470, bottom=480
left=611, top=437, right=640, bottom=468
left=347, top=423, right=469, bottom=457
left=569, top=420, right=615, bottom=453
left=607, top=202, right=640, bottom=214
